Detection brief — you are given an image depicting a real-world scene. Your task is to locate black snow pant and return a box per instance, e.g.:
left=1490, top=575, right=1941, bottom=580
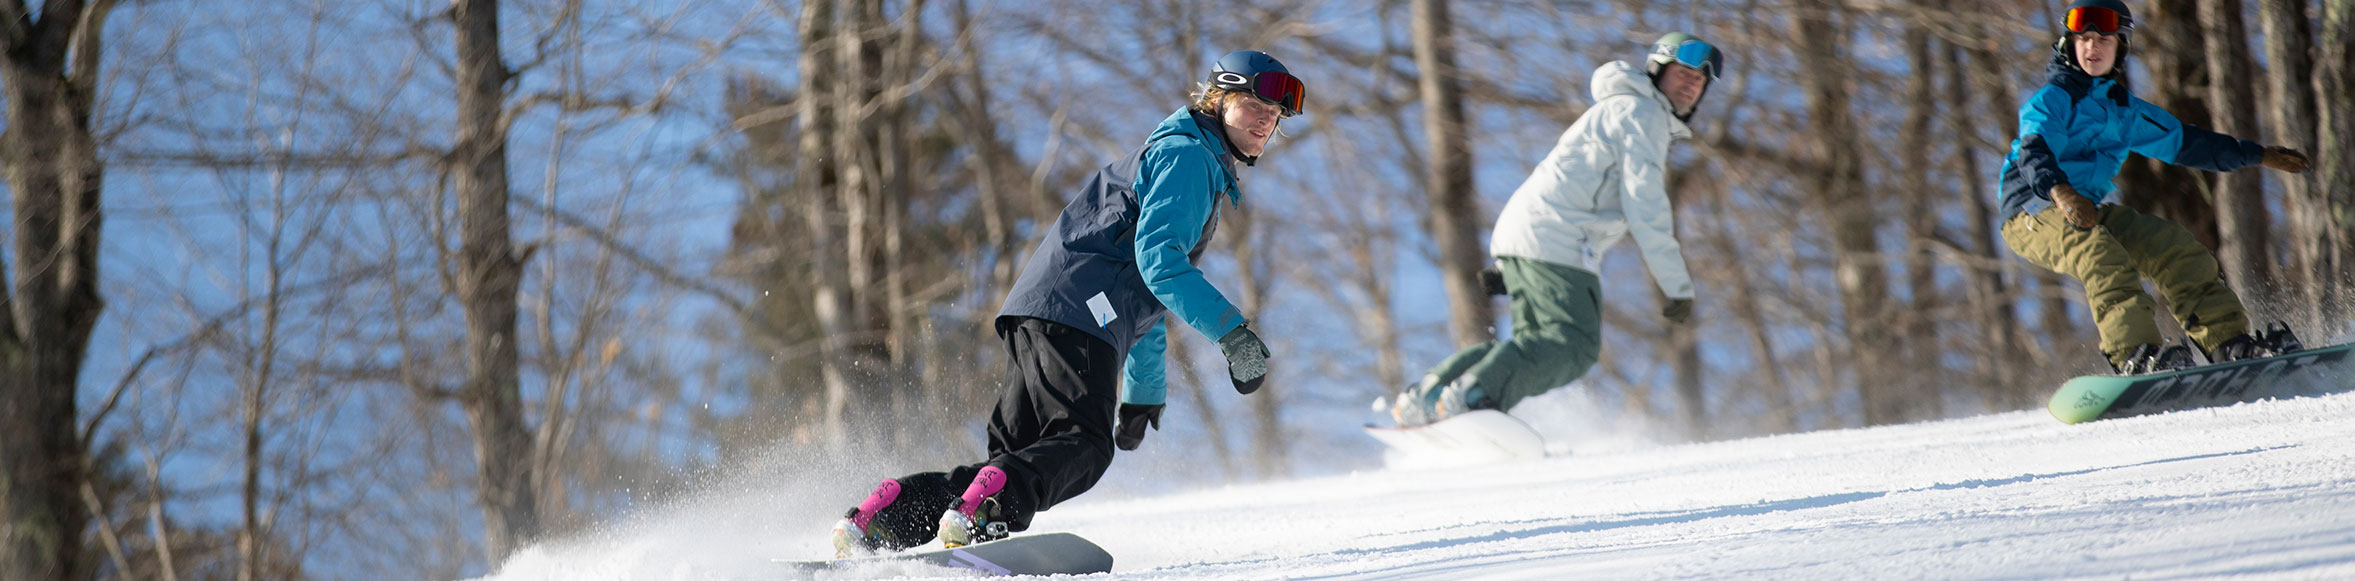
left=868, top=316, right=1120, bottom=545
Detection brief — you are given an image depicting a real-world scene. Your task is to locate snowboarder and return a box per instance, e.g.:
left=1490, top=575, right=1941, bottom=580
left=829, top=50, right=1305, bottom=555
left=1997, top=0, right=2309, bottom=375
left=1391, top=33, right=1721, bottom=427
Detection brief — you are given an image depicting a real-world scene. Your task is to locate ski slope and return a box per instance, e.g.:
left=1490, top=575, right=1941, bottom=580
left=483, top=390, right=2355, bottom=580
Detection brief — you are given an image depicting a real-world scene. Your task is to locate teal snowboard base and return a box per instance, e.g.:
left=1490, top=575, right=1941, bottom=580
left=2048, top=342, right=2355, bottom=424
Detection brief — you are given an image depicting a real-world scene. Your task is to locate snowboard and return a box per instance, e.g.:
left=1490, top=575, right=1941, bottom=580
left=1364, top=409, right=1548, bottom=460
left=2047, top=342, right=2355, bottom=424
left=776, top=532, right=1113, bottom=577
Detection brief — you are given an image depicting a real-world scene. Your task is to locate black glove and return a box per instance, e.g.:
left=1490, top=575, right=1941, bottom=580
left=1115, top=403, right=1164, bottom=451
left=1662, top=298, right=1694, bottom=324
left=1477, top=267, right=1507, bottom=296
left=1217, top=324, right=1270, bottom=394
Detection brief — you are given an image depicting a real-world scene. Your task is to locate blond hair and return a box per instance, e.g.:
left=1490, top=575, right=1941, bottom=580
left=1186, top=83, right=1291, bottom=152
left=1188, top=84, right=1251, bottom=116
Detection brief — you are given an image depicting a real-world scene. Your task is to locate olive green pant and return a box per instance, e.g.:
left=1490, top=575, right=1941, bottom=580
left=2001, top=203, right=2247, bottom=366
left=1412, top=256, right=1603, bottom=413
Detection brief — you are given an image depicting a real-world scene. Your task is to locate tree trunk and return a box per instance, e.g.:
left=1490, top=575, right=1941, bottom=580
left=835, top=0, right=896, bottom=443
left=1792, top=0, right=1897, bottom=425
left=2255, top=0, right=2323, bottom=330
left=1733, top=284, right=1797, bottom=433
left=1410, top=0, right=1495, bottom=347
left=796, top=0, right=855, bottom=446
left=1354, top=237, right=1406, bottom=393
left=1173, top=339, right=1238, bottom=481
left=1700, top=178, right=1798, bottom=433
left=0, top=2, right=114, bottom=579
left=2117, top=0, right=2221, bottom=247
left=1669, top=299, right=1705, bottom=439
left=1945, top=42, right=2026, bottom=407
left=239, top=248, right=283, bottom=581
left=1955, top=27, right=2043, bottom=401
left=2197, top=0, right=2273, bottom=319
left=1900, top=26, right=1944, bottom=419
left=1230, top=205, right=1289, bottom=479
left=451, top=0, right=540, bottom=561
left=947, top=0, right=1028, bottom=294
left=2314, top=0, right=2355, bottom=324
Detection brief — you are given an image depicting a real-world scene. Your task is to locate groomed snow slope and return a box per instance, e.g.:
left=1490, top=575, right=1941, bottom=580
left=485, top=390, right=2355, bottom=580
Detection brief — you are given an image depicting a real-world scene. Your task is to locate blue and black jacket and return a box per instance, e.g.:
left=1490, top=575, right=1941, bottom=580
left=997, top=108, right=1248, bottom=408
left=1997, top=55, right=2266, bottom=219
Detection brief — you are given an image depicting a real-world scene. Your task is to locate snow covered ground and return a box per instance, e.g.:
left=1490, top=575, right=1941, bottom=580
left=483, top=389, right=2355, bottom=580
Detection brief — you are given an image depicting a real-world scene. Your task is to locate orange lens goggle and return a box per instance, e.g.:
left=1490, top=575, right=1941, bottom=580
left=2066, top=6, right=2130, bottom=34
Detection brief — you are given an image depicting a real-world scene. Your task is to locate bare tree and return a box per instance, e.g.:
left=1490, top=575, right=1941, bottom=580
left=1943, top=39, right=2029, bottom=406
left=2198, top=0, right=2274, bottom=315
left=2312, top=0, right=2355, bottom=329
left=449, top=0, right=540, bottom=561
left=1411, top=0, right=1496, bottom=348
left=1899, top=19, right=1945, bottom=419
left=1790, top=0, right=1899, bottom=425
left=2117, top=0, right=2221, bottom=247
left=2254, top=0, right=2323, bottom=329
left=1, top=1, right=120, bottom=578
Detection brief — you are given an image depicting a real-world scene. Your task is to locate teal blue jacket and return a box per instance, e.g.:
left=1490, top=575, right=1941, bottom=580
left=1998, top=57, right=2264, bottom=218
left=996, top=108, right=1246, bottom=407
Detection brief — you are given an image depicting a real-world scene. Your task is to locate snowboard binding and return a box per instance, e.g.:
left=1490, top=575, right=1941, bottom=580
left=2112, top=342, right=2197, bottom=376
left=2202, top=321, right=2305, bottom=365
left=2256, top=321, right=2303, bottom=355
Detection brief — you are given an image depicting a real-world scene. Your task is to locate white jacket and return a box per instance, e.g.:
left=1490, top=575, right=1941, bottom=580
left=1489, top=61, right=1694, bottom=300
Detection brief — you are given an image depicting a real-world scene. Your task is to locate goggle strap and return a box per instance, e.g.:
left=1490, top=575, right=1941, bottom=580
left=1213, top=70, right=1304, bottom=116
left=2066, top=6, right=2130, bottom=34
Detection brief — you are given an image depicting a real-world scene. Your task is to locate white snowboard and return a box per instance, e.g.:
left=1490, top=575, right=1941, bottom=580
left=1364, top=409, right=1548, bottom=461
left=775, top=532, right=1112, bottom=577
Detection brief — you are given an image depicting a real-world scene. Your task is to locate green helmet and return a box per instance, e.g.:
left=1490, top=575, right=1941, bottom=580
left=1645, top=32, right=1725, bottom=80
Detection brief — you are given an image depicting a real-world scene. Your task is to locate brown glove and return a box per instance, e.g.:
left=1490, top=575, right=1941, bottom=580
left=2261, top=146, right=2311, bottom=173
left=2051, top=184, right=2099, bottom=231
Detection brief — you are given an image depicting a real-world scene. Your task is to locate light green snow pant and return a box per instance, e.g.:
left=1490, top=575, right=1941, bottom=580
left=2001, top=203, right=2248, bottom=367
left=1410, top=256, right=1603, bottom=413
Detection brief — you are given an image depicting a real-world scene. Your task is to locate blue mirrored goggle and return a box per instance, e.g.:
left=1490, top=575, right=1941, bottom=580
left=1661, top=40, right=1723, bottom=80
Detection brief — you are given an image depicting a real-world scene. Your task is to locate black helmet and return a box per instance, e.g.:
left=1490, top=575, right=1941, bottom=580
left=2063, top=0, right=2134, bottom=36
left=2052, top=0, right=2135, bottom=82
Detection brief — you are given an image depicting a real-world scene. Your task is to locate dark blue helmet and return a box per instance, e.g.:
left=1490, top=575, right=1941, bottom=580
left=1209, top=50, right=1305, bottom=117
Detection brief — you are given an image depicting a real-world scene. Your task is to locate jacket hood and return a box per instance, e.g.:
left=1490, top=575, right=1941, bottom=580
left=1151, top=108, right=1225, bottom=150
left=1591, top=61, right=1693, bottom=138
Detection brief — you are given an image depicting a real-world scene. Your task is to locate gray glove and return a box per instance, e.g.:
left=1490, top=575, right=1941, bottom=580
left=1218, top=324, right=1270, bottom=394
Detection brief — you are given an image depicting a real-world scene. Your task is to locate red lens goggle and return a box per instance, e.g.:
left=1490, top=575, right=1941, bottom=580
left=2066, top=6, right=2131, bottom=34
left=1213, top=71, right=1305, bottom=117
